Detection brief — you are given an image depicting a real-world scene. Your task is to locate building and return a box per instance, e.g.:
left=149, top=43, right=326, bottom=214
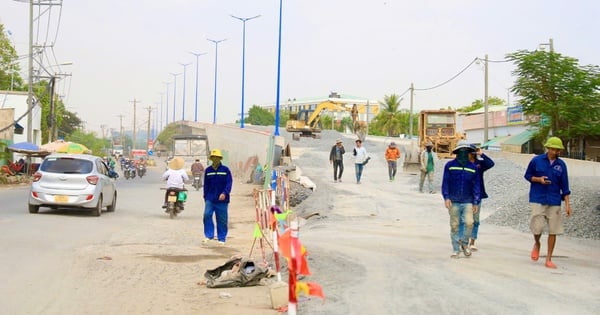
left=459, top=105, right=543, bottom=153
left=0, top=90, right=42, bottom=157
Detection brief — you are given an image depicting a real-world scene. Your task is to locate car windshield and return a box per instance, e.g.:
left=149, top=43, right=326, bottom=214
left=41, top=157, right=94, bottom=174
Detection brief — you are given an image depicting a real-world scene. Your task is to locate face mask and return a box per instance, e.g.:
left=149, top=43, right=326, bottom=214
left=456, top=150, right=469, bottom=166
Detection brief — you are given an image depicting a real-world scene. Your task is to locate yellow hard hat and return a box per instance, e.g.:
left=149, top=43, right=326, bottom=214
left=210, top=149, right=223, bottom=158
left=544, top=137, right=564, bottom=150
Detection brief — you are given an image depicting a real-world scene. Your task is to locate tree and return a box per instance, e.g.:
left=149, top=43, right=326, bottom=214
left=457, top=96, right=506, bottom=113
left=246, top=105, right=275, bottom=126
left=0, top=24, right=24, bottom=91
left=507, top=50, right=600, bottom=141
left=371, top=94, right=405, bottom=136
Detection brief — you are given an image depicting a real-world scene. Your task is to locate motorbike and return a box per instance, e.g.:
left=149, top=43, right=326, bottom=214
left=192, top=173, right=203, bottom=191
left=137, top=163, right=146, bottom=178
left=124, top=163, right=136, bottom=180
left=161, top=187, right=187, bottom=219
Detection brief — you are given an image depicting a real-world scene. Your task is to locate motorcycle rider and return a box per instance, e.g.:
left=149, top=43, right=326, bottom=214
left=162, top=157, right=189, bottom=210
left=191, top=159, right=205, bottom=188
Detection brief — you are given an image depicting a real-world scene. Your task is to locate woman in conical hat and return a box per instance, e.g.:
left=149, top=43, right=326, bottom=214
left=168, top=157, right=185, bottom=170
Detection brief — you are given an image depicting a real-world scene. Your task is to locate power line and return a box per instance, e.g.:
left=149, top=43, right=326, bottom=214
left=414, top=57, right=478, bottom=91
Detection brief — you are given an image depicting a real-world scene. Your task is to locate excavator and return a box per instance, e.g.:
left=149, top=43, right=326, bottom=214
left=286, top=100, right=374, bottom=140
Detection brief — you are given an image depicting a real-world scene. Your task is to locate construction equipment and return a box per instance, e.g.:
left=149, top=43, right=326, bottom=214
left=418, top=109, right=464, bottom=159
left=286, top=100, right=374, bottom=140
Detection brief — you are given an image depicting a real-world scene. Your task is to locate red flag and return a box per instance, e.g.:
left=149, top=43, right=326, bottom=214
left=307, top=282, right=325, bottom=300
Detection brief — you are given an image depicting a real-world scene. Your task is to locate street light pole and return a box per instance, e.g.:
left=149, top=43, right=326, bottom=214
left=189, top=52, right=206, bottom=122
left=274, top=0, right=284, bottom=136
left=163, top=82, right=171, bottom=125
left=179, top=62, right=191, bottom=121
left=170, top=73, right=180, bottom=123
left=231, top=14, right=261, bottom=128
left=207, top=38, right=226, bottom=124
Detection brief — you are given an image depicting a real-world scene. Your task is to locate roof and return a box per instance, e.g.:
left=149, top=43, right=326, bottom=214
left=503, top=129, right=537, bottom=146
left=462, top=106, right=508, bottom=115
left=481, top=135, right=512, bottom=148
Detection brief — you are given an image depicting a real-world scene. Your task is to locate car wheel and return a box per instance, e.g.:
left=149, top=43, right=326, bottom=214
left=92, top=196, right=102, bottom=217
left=107, top=192, right=117, bottom=212
left=28, top=204, right=39, bottom=214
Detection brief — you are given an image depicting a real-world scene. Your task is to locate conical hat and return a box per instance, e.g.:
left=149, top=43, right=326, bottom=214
left=169, top=157, right=185, bottom=170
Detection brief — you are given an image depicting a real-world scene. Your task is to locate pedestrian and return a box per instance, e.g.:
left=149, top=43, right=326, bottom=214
left=441, top=140, right=480, bottom=258
left=352, top=139, right=369, bottom=184
left=202, top=149, right=233, bottom=246
left=524, top=137, right=572, bottom=269
left=419, top=141, right=437, bottom=193
left=385, top=141, right=401, bottom=181
left=459, top=144, right=495, bottom=251
left=329, top=139, right=345, bottom=183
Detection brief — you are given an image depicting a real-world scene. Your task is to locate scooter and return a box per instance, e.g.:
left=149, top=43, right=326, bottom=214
left=161, top=187, right=187, bottom=219
left=192, top=173, right=203, bottom=191
left=137, top=163, right=146, bottom=178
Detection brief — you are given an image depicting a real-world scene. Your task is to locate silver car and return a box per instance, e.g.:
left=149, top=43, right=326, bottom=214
left=28, top=154, right=118, bottom=216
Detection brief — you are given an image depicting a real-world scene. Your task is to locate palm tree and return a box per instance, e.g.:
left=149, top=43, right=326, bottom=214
left=372, top=94, right=403, bottom=136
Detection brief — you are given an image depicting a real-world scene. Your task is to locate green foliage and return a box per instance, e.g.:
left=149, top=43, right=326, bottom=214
left=370, top=94, right=418, bottom=137
left=246, top=105, right=275, bottom=126
left=65, top=129, right=110, bottom=156
left=508, top=50, right=600, bottom=140
left=457, top=96, right=506, bottom=113
left=156, top=122, right=181, bottom=149
left=0, top=24, right=24, bottom=91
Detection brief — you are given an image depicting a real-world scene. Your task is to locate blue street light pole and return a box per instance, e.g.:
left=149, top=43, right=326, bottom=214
left=163, top=82, right=170, bottom=125
left=189, top=52, right=206, bottom=122
left=231, top=14, right=261, bottom=129
left=274, top=0, right=284, bottom=136
left=207, top=38, right=226, bottom=124
left=158, top=92, right=164, bottom=131
left=170, top=72, right=180, bottom=122
left=179, top=62, right=191, bottom=121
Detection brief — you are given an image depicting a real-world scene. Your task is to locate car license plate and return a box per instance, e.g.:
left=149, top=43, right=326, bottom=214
left=54, top=195, right=69, bottom=203
left=167, top=196, right=177, bottom=202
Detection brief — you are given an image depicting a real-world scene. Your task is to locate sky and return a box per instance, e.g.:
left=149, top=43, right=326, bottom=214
left=2, top=0, right=599, bottom=136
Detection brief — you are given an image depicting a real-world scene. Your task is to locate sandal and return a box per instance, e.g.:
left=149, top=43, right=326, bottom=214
left=531, top=245, right=540, bottom=261
left=545, top=261, right=557, bottom=269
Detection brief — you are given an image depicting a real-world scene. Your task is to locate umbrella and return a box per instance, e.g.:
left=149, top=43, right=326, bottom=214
left=40, top=140, right=68, bottom=153
left=7, top=141, right=50, bottom=157
left=56, top=142, right=92, bottom=154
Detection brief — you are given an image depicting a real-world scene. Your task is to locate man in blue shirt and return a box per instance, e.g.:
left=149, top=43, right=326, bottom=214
left=524, top=137, right=572, bottom=269
left=202, top=149, right=233, bottom=246
left=442, top=140, right=481, bottom=259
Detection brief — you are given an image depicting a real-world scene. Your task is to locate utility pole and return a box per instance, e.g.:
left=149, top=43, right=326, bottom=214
left=47, top=76, right=56, bottom=142
left=100, top=124, right=107, bottom=156
left=145, top=106, right=152, bottom=151
left=130, top=99, right=139, bottom=150
left=116, top=115, right=124, bottom=148
left=484, top=54, right=489, bottom=144
left=409, top=83, right=414, bottom=140
left=26, top=0, right=34, bottom=142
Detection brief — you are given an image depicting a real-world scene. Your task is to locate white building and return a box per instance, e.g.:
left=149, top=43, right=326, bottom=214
left=0, top=90, right=43, bottom=159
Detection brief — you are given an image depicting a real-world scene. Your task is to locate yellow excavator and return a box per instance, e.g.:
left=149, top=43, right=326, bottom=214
left=285, top=100, right=373, bottom=140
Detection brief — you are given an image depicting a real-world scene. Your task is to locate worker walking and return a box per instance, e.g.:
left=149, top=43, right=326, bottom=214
left=385, top=142, right=401, bottom=181
left=329, top=139, right=346, bottom=183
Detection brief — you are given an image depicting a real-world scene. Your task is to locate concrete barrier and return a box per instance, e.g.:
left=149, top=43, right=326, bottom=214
left=189, top=123, right=284, bottom=181
left=485, top=150, right=600, bottom=177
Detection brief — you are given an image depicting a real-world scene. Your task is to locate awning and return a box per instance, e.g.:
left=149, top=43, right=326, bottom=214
left=503, top=129, right=537, bottom=146
left=481, top=135, right=512, bottom=150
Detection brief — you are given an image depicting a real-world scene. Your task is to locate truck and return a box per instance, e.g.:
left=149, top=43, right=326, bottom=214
left=111, top=144, right=124, bottom=157
left=171, top=134, right=210, bottom=174
left=418, top=109, right=464, bottom=159
left=286, top=100, right=372, bottom=140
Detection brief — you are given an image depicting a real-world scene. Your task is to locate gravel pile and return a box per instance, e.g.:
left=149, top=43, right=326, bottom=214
left=279, top=128, right=600, bottom=241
